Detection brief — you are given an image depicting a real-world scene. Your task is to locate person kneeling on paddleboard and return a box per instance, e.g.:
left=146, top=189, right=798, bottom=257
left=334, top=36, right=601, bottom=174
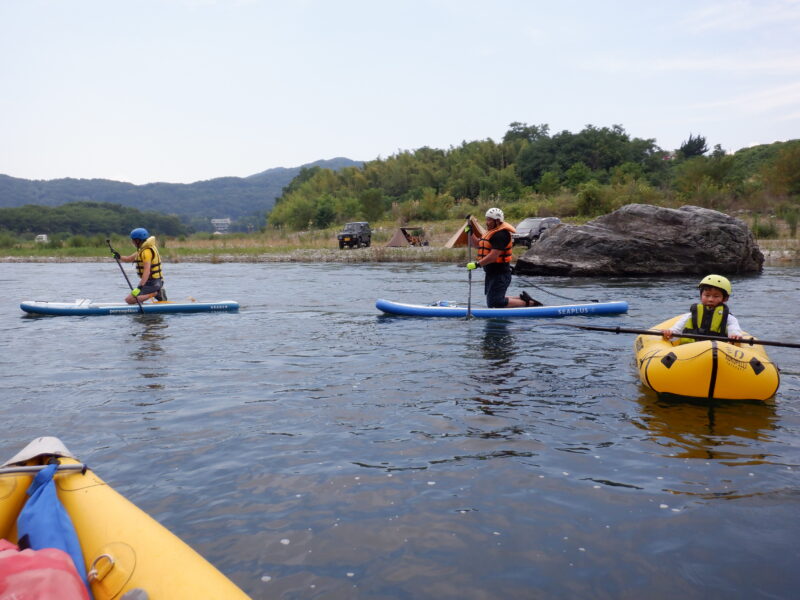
left=661, top=274, right=743, bottom=343
left=111, top=228, right=167, bottom=304
left=466, top=208, right=542, bottom=308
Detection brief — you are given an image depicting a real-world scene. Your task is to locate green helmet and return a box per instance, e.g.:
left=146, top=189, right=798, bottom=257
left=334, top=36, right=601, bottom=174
left=699, top=274, right=731, bottom=296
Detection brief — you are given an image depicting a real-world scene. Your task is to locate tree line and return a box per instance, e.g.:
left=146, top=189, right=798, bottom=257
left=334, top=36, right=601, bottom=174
left=267, top=123, right=800, bottom=231
left=0, top=201, right=188, bottom=238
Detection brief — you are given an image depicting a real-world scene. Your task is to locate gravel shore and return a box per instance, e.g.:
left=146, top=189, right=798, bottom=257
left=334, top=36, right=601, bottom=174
left=2, top=246, right=796, bottom=264
left=0, top=247, right=459, bottom=263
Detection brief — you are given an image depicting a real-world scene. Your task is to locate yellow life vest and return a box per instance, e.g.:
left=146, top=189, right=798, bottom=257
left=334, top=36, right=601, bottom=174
left=135, top=237, right=163, bottom=280
left=477, top=222, right=516, bottom=263
left=679, top=303, right=728, bottom=344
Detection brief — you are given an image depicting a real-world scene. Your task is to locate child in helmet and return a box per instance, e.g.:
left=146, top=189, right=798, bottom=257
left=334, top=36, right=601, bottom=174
left=112, top=228, right=167, bottom=304
left=661, top=274, right=743, bottom=342
left=466, top=208, right=542, bottom=308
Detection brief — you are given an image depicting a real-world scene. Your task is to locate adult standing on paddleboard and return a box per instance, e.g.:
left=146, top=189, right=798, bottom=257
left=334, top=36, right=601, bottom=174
left=465, top=208, right=541, bottom=308
left=111, top=228, right=167, bottom=304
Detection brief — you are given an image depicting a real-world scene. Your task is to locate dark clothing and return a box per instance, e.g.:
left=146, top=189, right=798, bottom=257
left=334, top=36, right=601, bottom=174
left=139, top=278, right=164, bottom=296
left=481, top=229, right=513, bottom=307
left=485, top=269, right=512, bottom=308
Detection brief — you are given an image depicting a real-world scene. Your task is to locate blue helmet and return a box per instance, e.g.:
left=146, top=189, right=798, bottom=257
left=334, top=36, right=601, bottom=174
left=130, top=228, right=149, bottom=240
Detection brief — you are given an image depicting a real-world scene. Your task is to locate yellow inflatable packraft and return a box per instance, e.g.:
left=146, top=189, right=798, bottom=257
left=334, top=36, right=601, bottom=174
left=634, top=316, right=780, bottom=401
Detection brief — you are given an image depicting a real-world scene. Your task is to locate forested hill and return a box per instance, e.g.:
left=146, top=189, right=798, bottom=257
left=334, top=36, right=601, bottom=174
left=0, top=157, right=362, bottom=230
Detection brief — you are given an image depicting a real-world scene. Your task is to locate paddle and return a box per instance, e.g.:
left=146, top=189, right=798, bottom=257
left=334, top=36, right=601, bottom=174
left=552, top=322, right=800, bottom=349
left=512, top=274, right=599, bottom=303
left=465, top=215, right=473, bottom=319
left=106, top=239, right=144, bottom=314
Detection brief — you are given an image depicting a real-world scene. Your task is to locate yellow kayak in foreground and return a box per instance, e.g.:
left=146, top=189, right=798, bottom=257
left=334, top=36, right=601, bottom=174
left=0, top=437, right=250, bottom=600
left=634, top=317, right=780, bottom=401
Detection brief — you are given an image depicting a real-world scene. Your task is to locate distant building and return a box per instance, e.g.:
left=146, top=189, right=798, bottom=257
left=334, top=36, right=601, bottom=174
left=211, top=218, right=231, bottom=234
left=35, top=234, right=49, bottom=243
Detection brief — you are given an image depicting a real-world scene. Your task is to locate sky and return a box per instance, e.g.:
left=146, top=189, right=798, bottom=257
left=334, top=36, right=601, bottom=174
left=1, top=0, right=799, bottom=185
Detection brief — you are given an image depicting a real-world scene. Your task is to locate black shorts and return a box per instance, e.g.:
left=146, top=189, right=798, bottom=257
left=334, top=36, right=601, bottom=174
left=484, top=270, right=511, bottom=308
left=139, top=278, right=164, bottom=295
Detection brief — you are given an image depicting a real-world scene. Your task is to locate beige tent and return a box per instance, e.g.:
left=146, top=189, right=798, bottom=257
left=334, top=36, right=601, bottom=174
left=444, top=216, right=486, bottom=248
left=385, top=226, right=429, bottom=247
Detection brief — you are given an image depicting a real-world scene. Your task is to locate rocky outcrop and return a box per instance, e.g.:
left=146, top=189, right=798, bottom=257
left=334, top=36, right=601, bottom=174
left=514, top=204, right=764, bottom=276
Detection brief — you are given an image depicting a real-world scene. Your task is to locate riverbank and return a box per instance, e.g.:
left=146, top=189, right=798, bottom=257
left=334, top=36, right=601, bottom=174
left=2, top=240, right=797, bottom=265
left=0, top=246, right=466, bottom=263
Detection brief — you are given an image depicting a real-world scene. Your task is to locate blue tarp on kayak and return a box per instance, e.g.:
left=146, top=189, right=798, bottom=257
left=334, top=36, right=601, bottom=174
left=17, top=463, right=92, bottom=598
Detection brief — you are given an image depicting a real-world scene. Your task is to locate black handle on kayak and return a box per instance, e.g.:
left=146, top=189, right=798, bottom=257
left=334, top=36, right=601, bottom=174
left=106, top=238, right=144, bottom=314
left=554, top=322, right=800, bottom=349
left=0, top=463, right=89, bottom=475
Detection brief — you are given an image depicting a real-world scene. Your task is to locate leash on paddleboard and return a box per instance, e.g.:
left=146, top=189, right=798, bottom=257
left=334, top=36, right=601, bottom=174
left=512, top=273, right=599, bottom=303
left=551, top=322, right=800, bottom=349
left=466, top=216, right=473, bottom=319
left=106, top=238, right=144, bottom=314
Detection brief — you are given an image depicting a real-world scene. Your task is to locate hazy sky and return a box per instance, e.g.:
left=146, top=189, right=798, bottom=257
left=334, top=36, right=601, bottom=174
left=2, top=0, right=799, bottom=184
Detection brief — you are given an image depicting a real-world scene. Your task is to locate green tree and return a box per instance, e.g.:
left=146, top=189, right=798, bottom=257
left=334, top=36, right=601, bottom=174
left=502, top=122, right=549, bottom=144
left=678, top=134, right=708, bottom=158
left=313, top=196, right=336, bottom=228
left=763, top=143, right=800, bottom=197
left=538, top=171, right=561, bottom=195
left=576, top=181, right=610, bottom=216
left=359, top=188, right=387, bottom=222
left=564, top=162, right=593, bottom=190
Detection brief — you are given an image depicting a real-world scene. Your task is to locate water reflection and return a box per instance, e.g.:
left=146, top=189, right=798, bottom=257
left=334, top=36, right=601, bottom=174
left=635, top=391, right=778, bottom=463
left=467, top=320, right=524, bottom=415
left=128, top=315, right=168, bottom=388
left=480, top=319, right=515, bottom=363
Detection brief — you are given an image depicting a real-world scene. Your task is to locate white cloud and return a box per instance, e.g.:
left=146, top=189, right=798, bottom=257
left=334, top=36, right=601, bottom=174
left=685, top=0, right=800, bottom=33
left=692, top=81, right=800, bottom=115
left=585, top=54, right=800, bottom=75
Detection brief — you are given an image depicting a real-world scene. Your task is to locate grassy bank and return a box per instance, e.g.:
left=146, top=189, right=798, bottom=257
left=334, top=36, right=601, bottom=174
left=1, top=217, right=798, bottom=263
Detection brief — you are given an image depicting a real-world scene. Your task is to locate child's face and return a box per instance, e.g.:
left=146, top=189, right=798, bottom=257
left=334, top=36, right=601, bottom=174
left=700, top=287, right=726, bottom=308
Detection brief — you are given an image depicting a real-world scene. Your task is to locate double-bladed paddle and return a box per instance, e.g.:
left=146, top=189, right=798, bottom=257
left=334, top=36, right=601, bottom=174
left=552, top=322, right=800, bottom=349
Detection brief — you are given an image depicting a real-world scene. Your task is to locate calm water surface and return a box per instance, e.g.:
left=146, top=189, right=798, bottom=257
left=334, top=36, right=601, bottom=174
left=2, top=261, right=800, bottom=599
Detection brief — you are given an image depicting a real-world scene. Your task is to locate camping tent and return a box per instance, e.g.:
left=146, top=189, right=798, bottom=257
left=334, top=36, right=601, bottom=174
left=385, top=227, right=429, bottom=247
left=443, top=216, right=486, bottom=248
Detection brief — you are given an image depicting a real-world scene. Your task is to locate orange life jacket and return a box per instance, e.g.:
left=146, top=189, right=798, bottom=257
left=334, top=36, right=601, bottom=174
left=477, top=222, right=516, bottom=263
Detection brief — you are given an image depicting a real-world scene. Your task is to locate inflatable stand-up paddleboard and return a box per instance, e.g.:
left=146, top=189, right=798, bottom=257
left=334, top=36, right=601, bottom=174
left=20, top=299, right=239, bottom=316
left=376, top=298, right=628, bottom=318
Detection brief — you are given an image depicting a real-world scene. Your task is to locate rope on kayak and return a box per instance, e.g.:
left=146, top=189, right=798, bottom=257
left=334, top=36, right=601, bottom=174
left=513, top=276, right=599, bottom=303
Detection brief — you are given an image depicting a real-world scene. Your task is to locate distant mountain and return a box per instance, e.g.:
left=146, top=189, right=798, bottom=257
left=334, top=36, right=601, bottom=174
left=0, top=158, right=363, bottom=226
left=246, top=157, right=363, bottom=183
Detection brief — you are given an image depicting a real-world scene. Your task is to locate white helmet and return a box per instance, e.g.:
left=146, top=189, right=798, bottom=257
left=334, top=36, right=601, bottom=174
left=485, top=207, right=504, bottom=221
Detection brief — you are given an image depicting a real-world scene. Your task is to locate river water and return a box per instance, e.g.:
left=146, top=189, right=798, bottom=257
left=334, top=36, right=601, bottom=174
left=2, top=261, right=800, bottom=599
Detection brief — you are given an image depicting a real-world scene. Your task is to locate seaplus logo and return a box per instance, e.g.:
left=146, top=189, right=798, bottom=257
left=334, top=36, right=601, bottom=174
left=556, top=307, right=591, bottom=315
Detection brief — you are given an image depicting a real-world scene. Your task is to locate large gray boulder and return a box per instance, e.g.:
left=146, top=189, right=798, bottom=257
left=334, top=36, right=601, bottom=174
left=514, top=204, right=764, bottom=276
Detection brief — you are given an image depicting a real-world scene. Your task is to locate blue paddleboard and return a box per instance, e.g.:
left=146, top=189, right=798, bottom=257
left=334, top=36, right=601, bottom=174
left=375, top=298, right=628, bottom=318
left=20, top=299, right=240, bottom=316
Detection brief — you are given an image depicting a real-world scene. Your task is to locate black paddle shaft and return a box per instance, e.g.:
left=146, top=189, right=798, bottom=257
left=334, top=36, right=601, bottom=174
left=106, top=239, right=144, bottom=314
left=557, top=322, right=800, bottom=349
left=466, top=215, right=473, bottom=319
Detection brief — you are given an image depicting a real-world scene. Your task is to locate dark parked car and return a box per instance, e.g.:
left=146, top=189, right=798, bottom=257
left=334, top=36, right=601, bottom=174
left=512, top=217, right=561, bottom=247
left=337, top=222, right=371, bottom=248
